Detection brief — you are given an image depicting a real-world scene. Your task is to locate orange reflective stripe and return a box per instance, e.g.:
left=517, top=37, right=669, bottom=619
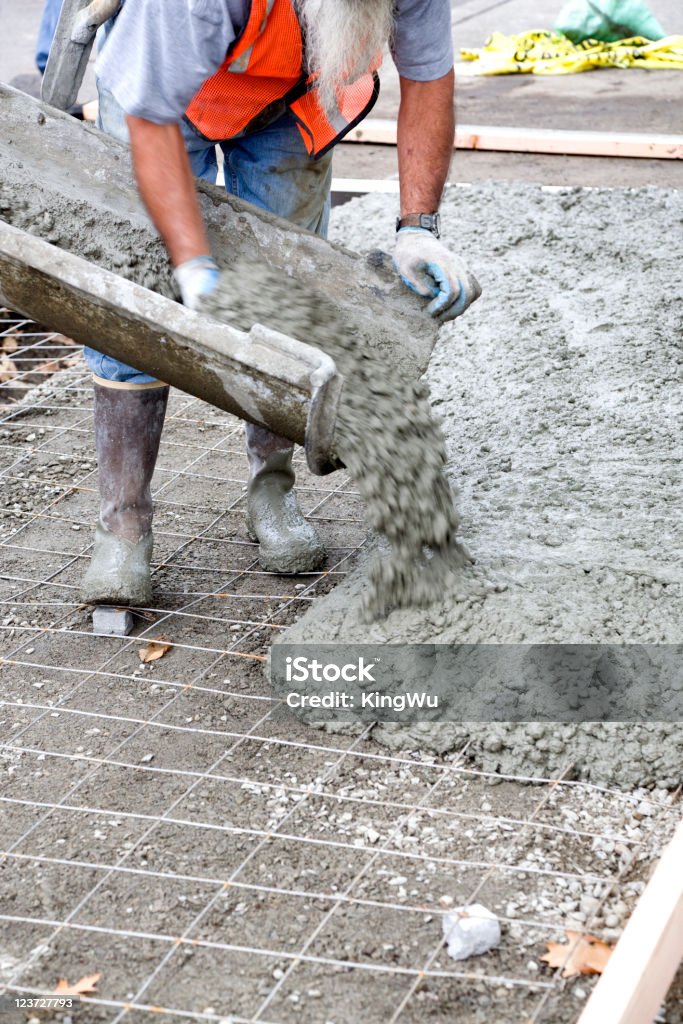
left=227, top=0, right=268, bottom=69
left=186, top=0, right=302, bottom=141
left=185, top=0, right=382, bottom=158
left=290, top=71, right=380, bottom=158
left=230, top=0, right=277, bottom=72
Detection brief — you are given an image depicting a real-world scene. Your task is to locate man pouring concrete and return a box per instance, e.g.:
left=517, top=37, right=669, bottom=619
left=80, top=0, right=481, bottom=607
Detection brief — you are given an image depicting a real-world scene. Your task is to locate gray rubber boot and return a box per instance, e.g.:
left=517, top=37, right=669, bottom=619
left=81, top=381, right=169, bottom=605
left=245, top=424, right=325, bottom=573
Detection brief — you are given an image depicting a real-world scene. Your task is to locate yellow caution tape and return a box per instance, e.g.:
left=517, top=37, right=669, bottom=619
left=459, top=30, right=683, bottom=75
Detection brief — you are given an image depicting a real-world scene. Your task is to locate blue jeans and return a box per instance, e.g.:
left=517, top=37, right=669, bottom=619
left=35, top=0, right=63, bottom=73
left=84, top=87, right=333, bottom=384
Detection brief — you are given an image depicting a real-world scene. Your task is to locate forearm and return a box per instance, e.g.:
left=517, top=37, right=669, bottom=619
left=397, top=70, right=455, bottom=217
left=126, top=116, right=210, bottom=267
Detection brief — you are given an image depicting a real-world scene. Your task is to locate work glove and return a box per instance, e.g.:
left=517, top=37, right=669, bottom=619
left=174, top=255, right=220, bottom=311
left=393, top=228, right=481, bottom=321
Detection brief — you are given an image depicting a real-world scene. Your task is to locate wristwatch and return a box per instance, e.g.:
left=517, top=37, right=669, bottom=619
left=396, top=212, right=441, bottom=238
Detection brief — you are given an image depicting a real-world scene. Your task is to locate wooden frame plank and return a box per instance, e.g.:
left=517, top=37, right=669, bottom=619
left=345, top=118, right=683, bottom=160
left=48, top=108, right=683, bottom=159
left=578, top=819, right=683, bottom=1024
left=331, top=177, right=400, bottom=195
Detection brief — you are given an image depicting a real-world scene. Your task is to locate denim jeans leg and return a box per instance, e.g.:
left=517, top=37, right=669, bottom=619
left=35, top=0, right=62, bottom=74
left=220, top=113, right=332, bottom=238
left=220, top=116, right=333, bottom=462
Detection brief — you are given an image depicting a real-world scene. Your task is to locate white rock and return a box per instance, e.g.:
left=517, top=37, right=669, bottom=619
left=362, top=827, right=381, bottom=844
left=580, top=895, right=601, bottom=917
left=442, top=904, right=501, bottom=961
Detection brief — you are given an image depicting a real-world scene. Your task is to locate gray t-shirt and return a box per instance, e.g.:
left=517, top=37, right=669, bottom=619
left=96, top=0, right=454, bottom=125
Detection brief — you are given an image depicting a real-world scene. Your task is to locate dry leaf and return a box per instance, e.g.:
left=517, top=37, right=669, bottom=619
left=53, top=972, right=101, bottom=996
left=139, top=636, right=172, bottom=663
left=540, top=930, right=613, bottom=978
left=2, top=335, right=19, bottom=353
left=0, top=355, right=17, bottom=382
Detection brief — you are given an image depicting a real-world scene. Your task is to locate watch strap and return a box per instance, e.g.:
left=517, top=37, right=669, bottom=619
left=396, top=212, right=441, bottom=238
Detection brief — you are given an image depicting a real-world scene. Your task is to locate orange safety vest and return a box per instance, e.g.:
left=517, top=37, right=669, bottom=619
left=185, top=0, right=381, bottom=159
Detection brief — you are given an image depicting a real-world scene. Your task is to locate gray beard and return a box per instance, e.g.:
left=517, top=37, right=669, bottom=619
left=299, top=0, right=395, bottom=117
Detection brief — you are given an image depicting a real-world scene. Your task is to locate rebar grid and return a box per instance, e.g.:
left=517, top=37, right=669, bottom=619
left=1, top=322, right=679, bottom=1024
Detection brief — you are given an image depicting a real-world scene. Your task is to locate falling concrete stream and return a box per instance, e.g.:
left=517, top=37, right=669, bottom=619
left=202, top=261, right=468, bottom=620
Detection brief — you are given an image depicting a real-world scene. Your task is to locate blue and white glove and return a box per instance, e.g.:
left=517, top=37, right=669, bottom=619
left=393, top=228, right=481, bottom=322
left=173, top=255, right=220, bottom=311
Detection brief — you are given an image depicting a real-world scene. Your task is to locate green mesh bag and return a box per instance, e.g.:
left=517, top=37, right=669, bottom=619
left=555, top=0, right=665, bottom=42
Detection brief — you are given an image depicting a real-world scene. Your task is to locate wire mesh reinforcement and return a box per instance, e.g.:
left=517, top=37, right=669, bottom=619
left=0, top=315, right=681, bottom=1024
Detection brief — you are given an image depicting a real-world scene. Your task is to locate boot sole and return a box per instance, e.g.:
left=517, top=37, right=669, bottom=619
left=246, top=520, right=326, bottom=574
left=257, top=549, right=326, bottom=574
left=81, top=526, right=154, bottom=607
left=81, top=582, right=152, bottom=607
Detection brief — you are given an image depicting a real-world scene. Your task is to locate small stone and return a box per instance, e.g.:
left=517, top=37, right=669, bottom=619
left=580, top=895, right=601, bottom=918
left=442, top=904, right=501, bottom=961
left=361, top=827, right=381, bottom=844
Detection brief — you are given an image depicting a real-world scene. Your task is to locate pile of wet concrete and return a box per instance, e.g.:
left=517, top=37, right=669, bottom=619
left=274, top=182, right=683, bottom=790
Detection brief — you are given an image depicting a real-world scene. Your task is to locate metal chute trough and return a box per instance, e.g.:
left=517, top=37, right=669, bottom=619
left=0, top=82, right=439, bottom=474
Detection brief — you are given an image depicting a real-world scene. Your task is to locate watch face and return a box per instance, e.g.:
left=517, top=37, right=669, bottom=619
left=420, top=214, right=440, bottom=237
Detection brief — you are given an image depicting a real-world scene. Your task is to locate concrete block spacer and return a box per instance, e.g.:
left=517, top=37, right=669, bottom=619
left=92, top=605, right=134, bottom=637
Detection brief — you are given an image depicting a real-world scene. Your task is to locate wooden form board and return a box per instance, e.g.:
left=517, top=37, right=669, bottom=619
left=345, top=118, right=683, bottom=160
left=331, top=177, right=400, bottom=195
left=578, top=819, right=683, bottom=1024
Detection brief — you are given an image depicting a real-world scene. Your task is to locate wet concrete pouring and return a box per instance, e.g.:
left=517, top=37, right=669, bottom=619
left=1, top=179, right=682, bottom=1021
